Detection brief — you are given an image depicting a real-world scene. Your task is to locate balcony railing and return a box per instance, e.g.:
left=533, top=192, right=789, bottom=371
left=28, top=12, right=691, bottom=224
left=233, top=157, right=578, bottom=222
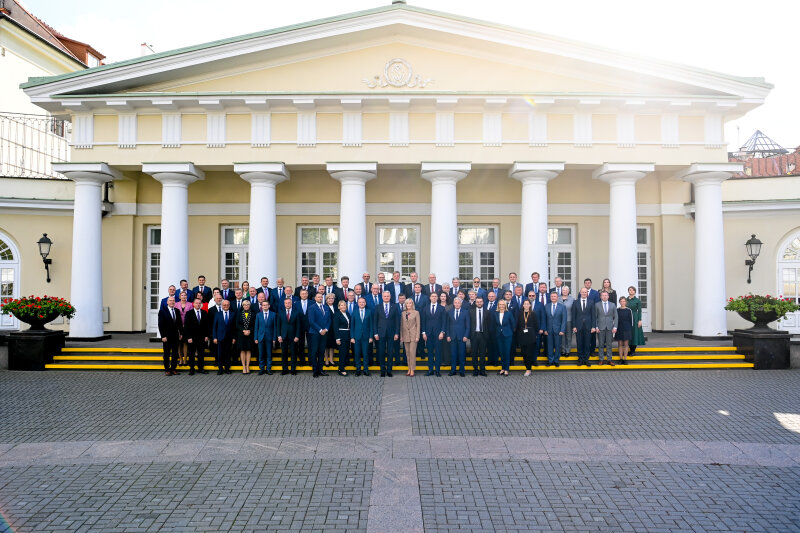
left=0, top=112, right=70, bottom=179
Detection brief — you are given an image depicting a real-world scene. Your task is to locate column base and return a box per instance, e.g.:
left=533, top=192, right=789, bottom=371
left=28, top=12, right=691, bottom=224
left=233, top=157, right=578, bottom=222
left=67, top=334, right=112, bottom=342
left=683, top=333, right=733, bottom=341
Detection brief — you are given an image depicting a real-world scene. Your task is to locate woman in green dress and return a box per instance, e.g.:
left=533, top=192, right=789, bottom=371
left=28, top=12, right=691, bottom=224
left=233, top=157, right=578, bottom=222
left=626, top=286, right=646, bottom=355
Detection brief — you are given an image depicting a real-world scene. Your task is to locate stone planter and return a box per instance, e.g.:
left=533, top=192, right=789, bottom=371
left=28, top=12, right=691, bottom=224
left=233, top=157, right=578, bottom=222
left=15, top=311, right=61, bottom=331
left=732, top=328, right=790, bottom=370
left=736, top=310, right=779, bottom=331
left=7, top=330, right=65, bottom=371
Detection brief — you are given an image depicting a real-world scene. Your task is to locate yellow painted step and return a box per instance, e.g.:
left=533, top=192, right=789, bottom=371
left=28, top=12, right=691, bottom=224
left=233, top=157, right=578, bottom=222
left=61, top=346, right=737, bottom=354
left=45, top=363, right=754, bottom=371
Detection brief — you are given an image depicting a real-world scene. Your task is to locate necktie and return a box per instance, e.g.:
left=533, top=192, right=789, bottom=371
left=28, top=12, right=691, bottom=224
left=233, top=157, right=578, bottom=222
left=432, top=304, right=436, bottom=314
left=196, top=310, right=200, bottom=322
left=455, top=309, right=459, bottom=320
left=286, top=310, right=290, bottom=321
left=361, top=309, right=365, bottom=321
left=384, top=304, right=389, bottom=317
left=477, top=310, right=482, bottom=332
left=170, top=309, right=175, bottom=320
left=224, top=311, right=228, bottom=323
left=604, top=302, right=608, bottom=313
left=264, top=312, right=268, bottom=323
left=319, top=304, right=324, bottom=315
left=552, top=303, right=556, bottom=315
left=582, top=299, right=586, bottom=311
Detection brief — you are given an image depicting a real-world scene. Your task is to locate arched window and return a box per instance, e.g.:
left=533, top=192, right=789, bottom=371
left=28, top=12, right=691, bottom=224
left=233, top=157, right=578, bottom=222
left=777, top=232, right=800, bottom=334
left=0, top=232, right=20, bottom=329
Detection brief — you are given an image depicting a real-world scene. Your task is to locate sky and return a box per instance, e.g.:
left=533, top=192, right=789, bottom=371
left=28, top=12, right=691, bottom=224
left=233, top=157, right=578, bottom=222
left=20, top=0, right=800, bottom=150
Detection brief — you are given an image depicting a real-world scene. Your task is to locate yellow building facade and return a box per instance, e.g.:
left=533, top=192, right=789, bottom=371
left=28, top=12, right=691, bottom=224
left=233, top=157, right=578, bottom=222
left=3, top=4, right=799, bottom=338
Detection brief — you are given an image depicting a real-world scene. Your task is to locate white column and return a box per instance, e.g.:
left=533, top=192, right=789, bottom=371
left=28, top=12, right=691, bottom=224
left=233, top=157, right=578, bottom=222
left=678, top=163, right=741, bottom=337
left=53, top=163, right=121, bottom=338
left=509, top=162, right=564, bottom=285
left=142, top=163, right=204, bottom=293
left=593, top=163, right=654, bottom=298
left=327, top=162, right=377, bottom=281
left=421, top=162, right=471, bottom=284
left=234, top=163, right=290, bottom=283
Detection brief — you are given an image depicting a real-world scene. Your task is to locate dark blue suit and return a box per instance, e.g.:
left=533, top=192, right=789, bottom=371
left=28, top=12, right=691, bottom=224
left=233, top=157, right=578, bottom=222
left=544, top=302, right=568, bottom=364
left=277, top=305, right=302, bottom=372
left=493, top=310, right=517, bottom=371
left=307, top=302, right=332, bottom=375
left=254, top=309, right=277, bottom=371
left=373, top=301, right=400, bottom=374
left=296, top=298, right=312, bottom=365
left=446, top=307, right=471, bottom=375
left=351, top=307, right=374, bottom=374
left=212, top=308, right=236, bottom=372
left=192, top=285, right=212, bottom=303
left=421, top=302, right=446, bottom=375
left=157, top=305, right=183, bottom=372
left=571, top=297, right=596, bottom=365
left=532, top=299, right=548, bottom=359
left=586, top=288, right=601, bottom=353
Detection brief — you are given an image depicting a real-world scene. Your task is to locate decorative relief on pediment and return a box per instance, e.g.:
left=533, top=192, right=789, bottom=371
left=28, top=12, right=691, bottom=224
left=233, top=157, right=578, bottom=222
left=362, top=58, right=434, bottom=89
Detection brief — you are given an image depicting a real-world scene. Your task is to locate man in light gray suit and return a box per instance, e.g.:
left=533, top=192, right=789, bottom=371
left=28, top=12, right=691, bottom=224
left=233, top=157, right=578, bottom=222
left=593, top=290, right=618, bottom=366
left=501, top=272, right=523, bottom=295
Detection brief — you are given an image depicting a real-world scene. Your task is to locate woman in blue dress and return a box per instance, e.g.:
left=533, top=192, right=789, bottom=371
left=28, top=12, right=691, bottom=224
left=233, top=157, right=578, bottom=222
left=614, top=297, right=634, bottom=365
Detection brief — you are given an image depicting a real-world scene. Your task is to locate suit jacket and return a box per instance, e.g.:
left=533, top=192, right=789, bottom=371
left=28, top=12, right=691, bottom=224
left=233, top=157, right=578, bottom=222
left=469, top=306, right=493, bottom=338
left=502, top=282, right=522, bottom=295
left=544, top=302, right=568, bottom=334
left=351, top=307, right=374, bottom=342
left=219, top=288, right=237, bottom=304
left=403, top=283, right=418, bottom=299
left=253, top=309, right=278, bottom=343
left=421, top=302, right=447, bottom=338
left=421, top=283, right=442, bottom=296
left=270, top=287, right=288, bottom=309
left=296, top=298, right=312, bottom=331
left=514, top=309, right=540, bottom=345
left=586, top=288, right=600, bottom=306
left=386, top=282, right=405, bottom=303
left=158, top=306, right=183, bottom=341
left=192, top=285, right=213, bottom=304
left=594, top=301, right=618, bottom=331
left=183, top=308, right=210, bottom=341
left=524, top=282, right=538, bottom=297
left=470, top=287, right=488, bottom=302
left=277, top=306, right=301, bottom=341
left=297, top=285, right=316, bottom=300
left=357, top=282, right=373, bottom=297
left=308, top=302, right=332, bottom=335
left=508, top=295, right=525, bottom=314
left=446, top=307, right=471, bottom=340
left=493, top=310, right=516, bottom=338
left=333, top=311, right=352, bottom=341
left=532, top=300, right=547, bottom=329
left=160, top=295, right=176, bottom=311
left=488, top=287, right=502, bottom=300
left=407, top=292, right=426, bottom=310
left=334, top=287, right=351, bottom=304
left=175, top=288, right=195, bottom=304
left=400, top=309, right=421, bottom=343
left=365, top=293, right=383, bottom=311
left=212, top=308, right=236, bottom=342
left=549, top=285, right=566, bottom=296
left=571, top=298, right=595, bottom=331
left=373, top=301, right=400, bottom=338
left=255, top=286, right=272, bottom=298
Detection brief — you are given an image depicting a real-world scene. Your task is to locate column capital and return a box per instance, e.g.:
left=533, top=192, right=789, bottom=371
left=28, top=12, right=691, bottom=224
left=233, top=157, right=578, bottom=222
left=509, top=161, right=564, bottom=183
left=592, top=162, right=654, bottom=184
left=234, top=162, right=290, bottom=185
left=420, top=162, right=471, bottom=183
left=676, top=163, right=742, bottom=186
left=53, top=162, right=121, bottom=184
left=326, top=162, right=377, bottom=183
left=142, top=162, right=205, bottom=186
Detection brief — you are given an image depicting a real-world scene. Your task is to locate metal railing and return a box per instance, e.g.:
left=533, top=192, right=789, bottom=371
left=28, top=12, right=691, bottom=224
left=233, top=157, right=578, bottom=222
left=0, top=112, right=70, bottom=179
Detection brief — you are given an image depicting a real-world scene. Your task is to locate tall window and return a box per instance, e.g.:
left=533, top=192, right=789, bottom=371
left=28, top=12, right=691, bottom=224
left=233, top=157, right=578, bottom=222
left=0, top=233, right=20, bottom=330
left=377, top=225, right=419, bottom=281
left=547, top=226, right=575, bottom=290
left=458, top=225, right=497, bottom=289
left=298, top=226, right=338, bottom=282
left=145, top=226, right=161, bottom=333
left=221, top=226, right=249, bottom=287
left=778, top=235, right=800, bottom=333
left=637, top=226, right=652, bottom=332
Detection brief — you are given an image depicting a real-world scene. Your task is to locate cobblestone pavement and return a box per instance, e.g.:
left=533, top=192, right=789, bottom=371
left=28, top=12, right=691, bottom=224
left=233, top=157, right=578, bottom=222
left=0, top=370, right=799, bottom=532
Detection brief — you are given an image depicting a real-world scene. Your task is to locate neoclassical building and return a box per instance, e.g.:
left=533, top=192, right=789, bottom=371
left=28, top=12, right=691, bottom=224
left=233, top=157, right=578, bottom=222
left=2, top=3, right=798, bottom=339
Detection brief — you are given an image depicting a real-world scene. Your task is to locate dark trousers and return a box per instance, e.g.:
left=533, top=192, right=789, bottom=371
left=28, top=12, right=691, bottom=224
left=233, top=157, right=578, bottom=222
left=535, top=333, right=546, bottom=359
left=308, top=333, right=325, bottom=374
left=449, top=339, right=466, bottom=374
left=521, top=342, right=537, bottom=370
left=337, top=333, right=351, bottom=371
left=187, top=338, right=205, bottom=370
left=297, top=329, right=307, bottom=365
left=162, top=339, right=179, bottom=371
left=281, top=339, right=297, bottom=372
left=425, top=336, right=441, bottom=374
left=257, top=340, right=273, bottom=370
left=393, top=340, right=405, bottom=367
left=546, top=331, right=562, bottom=364
left=376, top=336, right=394, bottom=373
left=216, top=339, right=232, bottom=370
left=497, top=335, right=513, bottom=371
left=353, top=338, right=370, bottom=373
left=575, top=327, right=592, bottom=363
left=470, top=332, right=487, bottom=372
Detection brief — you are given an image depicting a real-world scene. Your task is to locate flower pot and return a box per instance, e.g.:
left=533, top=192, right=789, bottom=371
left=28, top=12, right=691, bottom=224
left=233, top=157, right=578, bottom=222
left=14, top=311, right=60, bottom=331
left=737, top=310, right=779, bottom=331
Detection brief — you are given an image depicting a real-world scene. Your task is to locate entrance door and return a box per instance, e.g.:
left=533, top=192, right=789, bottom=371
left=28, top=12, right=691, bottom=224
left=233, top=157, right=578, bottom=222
left=145, top=226, right=161, bottom=333
left=637, top=226, right=652, bottom=332
left=0, top=234, right=20, bottom=330
left=778, top=233, right=800, bottom=334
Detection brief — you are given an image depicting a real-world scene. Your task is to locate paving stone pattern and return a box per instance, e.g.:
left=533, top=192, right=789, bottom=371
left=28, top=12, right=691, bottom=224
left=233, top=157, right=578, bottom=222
left=409, top=370, right=800, bottom=442
left=417, top=459, right=800, bottom=532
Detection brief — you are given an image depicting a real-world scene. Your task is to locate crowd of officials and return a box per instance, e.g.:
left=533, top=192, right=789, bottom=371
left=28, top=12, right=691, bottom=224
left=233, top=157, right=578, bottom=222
left=158, top=271, right=646, bottom=377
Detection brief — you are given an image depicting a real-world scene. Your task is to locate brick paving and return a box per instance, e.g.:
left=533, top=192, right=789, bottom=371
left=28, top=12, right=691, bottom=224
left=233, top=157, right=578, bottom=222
left=0, top=369, right=798, bottom=532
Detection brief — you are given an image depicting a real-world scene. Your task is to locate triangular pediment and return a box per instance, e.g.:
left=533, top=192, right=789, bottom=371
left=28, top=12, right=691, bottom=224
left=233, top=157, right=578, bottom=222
left=23, top=4, right=771, bottom=104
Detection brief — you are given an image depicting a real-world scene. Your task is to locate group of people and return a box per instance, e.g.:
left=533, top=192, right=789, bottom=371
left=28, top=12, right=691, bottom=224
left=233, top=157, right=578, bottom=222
left=157, top=270, right=646, bottom=377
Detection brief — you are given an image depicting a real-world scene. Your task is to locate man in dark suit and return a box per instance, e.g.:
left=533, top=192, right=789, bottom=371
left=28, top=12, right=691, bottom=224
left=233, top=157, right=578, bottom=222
left=158, top=296, right=183, bottom=376
left=470, top=277, right=488, bottom=303
left=549, top=276, right=565, bottom=296
left=421, top=292, right=446, bottom=376
left=571, top=287, right=595, bottom=367
left=174, top=279, right=195, bottom=305
left=386, top=271, right=405, bottom=304
left=212, top=299, right=236, bottom=374
left=232, top=288, right=245, bottom=314
left=269, top=278, right=286, bottom=309
left=296, top=288, right=312, bottom=366
left=488, top=277, right=502, bottom=300
left=350, top=296, right=373, bottom=376
left=373, top=290, right=400, bottom=377
left=524, top=272, right=541, bottom=299
left=403, top=272, right=420, bottom=299
left=253, top=300, right=278, bottom=375
left=307, top=291, right=332, bottom=377
left=446, top=297, right=471, bottom=377
left=277, top=295, right=302, bottom=375
left=543, top=291, right=568, bottom=367
left=208, top=294, right=223, bottom=325
left=422, top=273, right=441, bottom=297
left=594, top=290, right=618, bottom=366
left=334, top=276, right=351, bottom=304
left=219, top=279, right=236, bottom=304
left=584, top=278, right=601, bottom=355
left=469, top=296, right=491, bottom=376
left=484, top=291, right=498, bottom=366
left=320, top=276, right=338, bottom=303
left=449, top=278, right=464, bottom=301
left=356, top=272, right=372, bottom=298
left=247, top=287, right=260, bottom=308
left=298, top=275, right=315, bottom=300
left=183, top=297, right=210, bottom=375
left=502, top=272, right=522, bottom=296
left=160, top=285, right=177, bottom=311
left=192, top=275, right=213, bottom=304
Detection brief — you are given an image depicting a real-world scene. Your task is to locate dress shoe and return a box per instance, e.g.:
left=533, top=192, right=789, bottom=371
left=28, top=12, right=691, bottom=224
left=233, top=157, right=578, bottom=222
left=425, top=371, right=434, bottom=376
left=217, top=369, right=223, bottom=375
left=380, top=372, right=386, bottom=377
left=173, top=370, right=181, bottom=375
left=555, top=363, right=560, bottom=368
left=321, top=371, right=329, bottom=376
left=291, top=370, right=297, bottom=375
left=448, top=371, right=457, bottom=376
left=189, top=370, right=195, bottom=376
left=281, top=370, right=289, bottom=375
left=266, top=370, right=273, bottom=375
left=479, top=371, right=487, bottom=376
left=313, top=372, right=319, bottom=378
left=225, top=369, right=232, bottom=374
left=460, top=372, right=465, bottom=377
left=436, top=372, right=442, bottom=377
left=259, top=369, right=266, bottom=375
left=387, top=372, right=393, bottom=377
left=199, top=370, right=208, bottom=374
left=165, top=371, right=172, bottom=376
left=364, top=371, right=370, bottom=376
left=356, top=371, right=362, bottom=377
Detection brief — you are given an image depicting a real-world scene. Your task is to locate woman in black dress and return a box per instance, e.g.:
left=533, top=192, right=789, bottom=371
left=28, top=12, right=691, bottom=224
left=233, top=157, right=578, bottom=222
left=515, top=299, right=540, bottom=376
left=236, top=299, right=253, bottom=374
left=614, top=297, right=634, bottom=365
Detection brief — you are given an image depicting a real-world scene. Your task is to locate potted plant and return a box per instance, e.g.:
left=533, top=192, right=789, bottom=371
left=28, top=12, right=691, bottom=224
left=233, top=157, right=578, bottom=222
left=724, top=294, right=799, bottom=331
left=1, top=295, right=76, bottom=330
